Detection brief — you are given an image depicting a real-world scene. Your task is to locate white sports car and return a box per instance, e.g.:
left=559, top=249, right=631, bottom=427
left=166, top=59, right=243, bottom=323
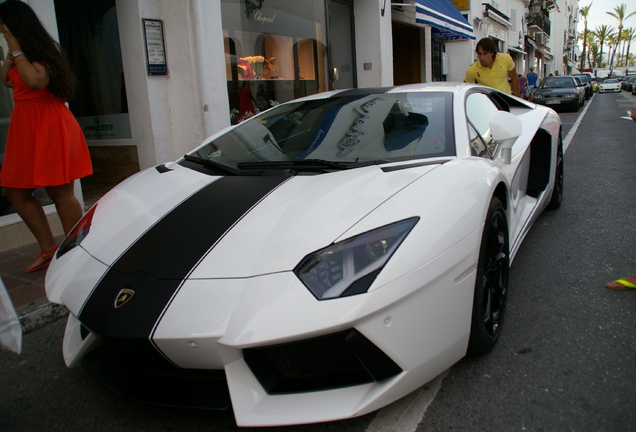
left=46, top=83, right=563, bottom=427
left=599, top=79, right=621, bottom=93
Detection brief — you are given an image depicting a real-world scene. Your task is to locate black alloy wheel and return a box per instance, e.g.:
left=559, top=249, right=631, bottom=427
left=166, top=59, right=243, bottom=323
left=547, top=139, right=564, bottom=210
left=467, top=197, right=509, bottom=355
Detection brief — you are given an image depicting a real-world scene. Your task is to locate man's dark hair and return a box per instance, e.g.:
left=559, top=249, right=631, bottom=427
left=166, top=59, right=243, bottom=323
left=476, top=38, right=498, bottom=59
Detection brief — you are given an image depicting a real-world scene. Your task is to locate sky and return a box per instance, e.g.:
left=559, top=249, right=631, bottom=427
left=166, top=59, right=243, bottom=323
left=576, top=0, right=636, bottom=34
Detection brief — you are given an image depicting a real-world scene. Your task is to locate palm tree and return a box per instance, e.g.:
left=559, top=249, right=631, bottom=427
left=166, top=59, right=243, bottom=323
left=624, top=27, right=636, bottom=68
left=608, top=33, right=619, bottom=73
left=586, top=32, right=596, bottom=68
left=607, top=3, right=636, bottom=73
left=620, top=29, right=630, bottom=66
left=589, top=43, right=602, bottom=68
left=580, top=3, right=592, bottom=70
left=593, top=25, right=615, bottom=68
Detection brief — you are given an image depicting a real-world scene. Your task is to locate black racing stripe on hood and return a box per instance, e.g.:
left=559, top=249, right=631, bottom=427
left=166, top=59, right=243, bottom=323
left=78, top=175, right=289, bottom=363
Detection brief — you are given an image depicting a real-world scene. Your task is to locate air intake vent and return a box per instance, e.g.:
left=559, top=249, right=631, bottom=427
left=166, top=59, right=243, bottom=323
left=244, top=329, right=402, bottom=394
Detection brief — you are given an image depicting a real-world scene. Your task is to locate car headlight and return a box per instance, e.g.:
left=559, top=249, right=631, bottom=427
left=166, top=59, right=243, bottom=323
left=57, top=204, right=97, bottom=258
left=294, top=217, right=418, bottom=300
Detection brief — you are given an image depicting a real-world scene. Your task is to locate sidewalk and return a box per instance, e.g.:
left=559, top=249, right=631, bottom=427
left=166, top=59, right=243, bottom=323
left=1, top=235, right=68, bottom=333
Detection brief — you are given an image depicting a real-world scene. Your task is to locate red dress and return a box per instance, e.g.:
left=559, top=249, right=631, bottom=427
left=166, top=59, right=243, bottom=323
left=0, top=66, right=92, bottom=188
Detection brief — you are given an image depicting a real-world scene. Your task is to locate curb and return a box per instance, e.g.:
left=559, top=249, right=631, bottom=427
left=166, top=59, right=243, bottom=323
left=19, top=302, right=69, bottom=334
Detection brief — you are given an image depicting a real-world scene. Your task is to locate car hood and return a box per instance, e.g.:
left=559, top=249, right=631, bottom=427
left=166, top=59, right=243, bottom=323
left=77, top=162, right=438, bottom=279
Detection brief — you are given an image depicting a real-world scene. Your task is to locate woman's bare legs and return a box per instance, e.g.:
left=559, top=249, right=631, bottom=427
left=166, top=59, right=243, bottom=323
left=4, top=187, right=57, bottom=271
left=5, top=182, right=83, bottom=272
left=46, top=182, right=82, bottom=235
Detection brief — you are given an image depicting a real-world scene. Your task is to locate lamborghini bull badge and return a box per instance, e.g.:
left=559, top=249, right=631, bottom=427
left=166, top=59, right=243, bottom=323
left=114, top=289, right=135, bottom=308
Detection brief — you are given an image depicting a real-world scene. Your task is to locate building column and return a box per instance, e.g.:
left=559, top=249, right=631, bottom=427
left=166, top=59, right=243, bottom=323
left=354, top=0, right=393, bottom=87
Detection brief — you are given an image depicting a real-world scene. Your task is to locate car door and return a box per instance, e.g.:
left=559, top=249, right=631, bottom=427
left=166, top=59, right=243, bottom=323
left=465, top=90, right=532, bottom=241
left=573, top=77, right=585, bottom=104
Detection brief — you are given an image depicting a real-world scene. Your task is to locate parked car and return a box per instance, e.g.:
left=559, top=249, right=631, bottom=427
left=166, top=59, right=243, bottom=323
left=572, top=76, right=588, bottom=105
left=572, top=73, right=593, bottom=99
left=622, top=75, right=636, bottom=91
left=46, top=83, right=563, bottom=427
left=531, top=75, right=584, bottom=111
left=599, top=78, right=621, bottom=93
left=592, top=78, right=600, bottom=92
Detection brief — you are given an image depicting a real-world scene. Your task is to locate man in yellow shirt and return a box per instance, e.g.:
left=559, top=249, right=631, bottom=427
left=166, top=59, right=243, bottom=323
left=464, top=38, right=520, bottom=97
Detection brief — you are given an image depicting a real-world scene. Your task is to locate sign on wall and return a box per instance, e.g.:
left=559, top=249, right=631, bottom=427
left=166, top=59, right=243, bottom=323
left=77, top=114, right=132, bottom=140
left=143, top=18, right=168, bottom=76
left=450, top=0, right=470, bottom=10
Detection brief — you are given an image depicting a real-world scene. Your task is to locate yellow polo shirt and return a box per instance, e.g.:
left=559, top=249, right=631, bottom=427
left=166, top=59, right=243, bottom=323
left=464, top=53, right=515, bottom=94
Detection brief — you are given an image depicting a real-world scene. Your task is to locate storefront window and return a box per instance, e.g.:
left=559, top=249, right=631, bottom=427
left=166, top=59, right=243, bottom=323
left=54, top=0, right=130, bottom=140
left=222, top=0, right=327, bottom=124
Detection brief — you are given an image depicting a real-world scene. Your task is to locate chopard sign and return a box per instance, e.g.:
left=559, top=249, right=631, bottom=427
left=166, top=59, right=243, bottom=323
left=253, top=10, right=275, bottom=24
left=337, top=98, right=384, bottom=157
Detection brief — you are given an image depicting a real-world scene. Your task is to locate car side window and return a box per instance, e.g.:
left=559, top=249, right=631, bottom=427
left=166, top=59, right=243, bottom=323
left=468, top=123, right=490, bottom=158
left=466, top=93, right=500, bottom=157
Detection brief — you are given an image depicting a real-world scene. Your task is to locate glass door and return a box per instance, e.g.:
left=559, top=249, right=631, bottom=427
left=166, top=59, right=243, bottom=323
left=0, top=41, right=13, bottom=215
left=328, top=0, right=356, bottom=90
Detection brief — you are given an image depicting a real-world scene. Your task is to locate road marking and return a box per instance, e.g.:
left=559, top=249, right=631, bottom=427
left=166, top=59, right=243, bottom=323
left=563, top=95, right=594, bottom=153
left=366, top=370, right=449, bottom=432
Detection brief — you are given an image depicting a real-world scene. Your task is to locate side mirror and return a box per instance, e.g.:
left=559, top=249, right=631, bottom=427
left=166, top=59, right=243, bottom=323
left=489, top=111, right=522, bottom=164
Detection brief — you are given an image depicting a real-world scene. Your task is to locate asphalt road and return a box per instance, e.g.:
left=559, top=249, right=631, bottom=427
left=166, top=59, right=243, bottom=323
left=1, top=92, right=635, bottom=432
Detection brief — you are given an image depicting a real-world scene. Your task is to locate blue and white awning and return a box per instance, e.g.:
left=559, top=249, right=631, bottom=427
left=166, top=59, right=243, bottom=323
left=415, top=0, right=476, bottom=40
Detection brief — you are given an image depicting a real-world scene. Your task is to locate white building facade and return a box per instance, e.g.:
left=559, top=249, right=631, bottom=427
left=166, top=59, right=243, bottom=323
left=0, top=0, right=577, bottom=249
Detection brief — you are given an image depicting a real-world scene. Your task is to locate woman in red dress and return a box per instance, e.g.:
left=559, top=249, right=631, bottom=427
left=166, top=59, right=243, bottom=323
left=0, top=0, right=92, bottom=272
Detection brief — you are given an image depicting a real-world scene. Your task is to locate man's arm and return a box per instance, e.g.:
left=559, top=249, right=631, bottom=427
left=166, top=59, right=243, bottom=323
left=464, top=65, right=475, bottom=84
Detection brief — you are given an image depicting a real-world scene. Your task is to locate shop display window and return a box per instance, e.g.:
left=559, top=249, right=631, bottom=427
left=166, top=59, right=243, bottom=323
left=222, top=0, right=327, bottom=124
left=54, top=0, right=130, bottom=140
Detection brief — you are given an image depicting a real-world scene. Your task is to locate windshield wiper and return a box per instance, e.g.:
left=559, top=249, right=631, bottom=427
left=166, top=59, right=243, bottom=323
left=181, top=154, right=249, bottom=176
left=236, top=159, right=360, bottom=172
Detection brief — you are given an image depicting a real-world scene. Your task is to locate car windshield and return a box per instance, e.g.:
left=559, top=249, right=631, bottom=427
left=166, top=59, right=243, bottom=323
left=185, top=91, right=455, bottom=173
left=541, top=77, right=576, bottom=88
left=604, top=79, right=619, bottom=83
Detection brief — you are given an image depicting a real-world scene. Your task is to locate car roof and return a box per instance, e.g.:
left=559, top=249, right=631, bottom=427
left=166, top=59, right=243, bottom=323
left=544, top=76, right=576, bottom=83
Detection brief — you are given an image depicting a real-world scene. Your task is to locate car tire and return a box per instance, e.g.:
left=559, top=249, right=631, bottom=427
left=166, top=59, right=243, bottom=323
left=547, top=139, right=564, bottom=210
left=467, top=197, right=509, bottom=355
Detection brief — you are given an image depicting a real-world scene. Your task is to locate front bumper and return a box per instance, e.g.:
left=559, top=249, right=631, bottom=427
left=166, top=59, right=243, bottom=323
left=53, top=228, right=482, bottom=426
left=533, top=97, right=578, bottom=108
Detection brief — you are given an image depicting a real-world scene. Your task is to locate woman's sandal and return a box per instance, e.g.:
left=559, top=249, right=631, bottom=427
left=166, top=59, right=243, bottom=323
left=25, top=246, right=59, bottom=273
left=605, top=278, right=636, bottom=290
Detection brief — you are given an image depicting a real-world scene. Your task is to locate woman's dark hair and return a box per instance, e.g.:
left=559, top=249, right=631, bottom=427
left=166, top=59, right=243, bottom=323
left=476, top=37, right=498, bottom=59
left=0, top=0, right=76, bottom=100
